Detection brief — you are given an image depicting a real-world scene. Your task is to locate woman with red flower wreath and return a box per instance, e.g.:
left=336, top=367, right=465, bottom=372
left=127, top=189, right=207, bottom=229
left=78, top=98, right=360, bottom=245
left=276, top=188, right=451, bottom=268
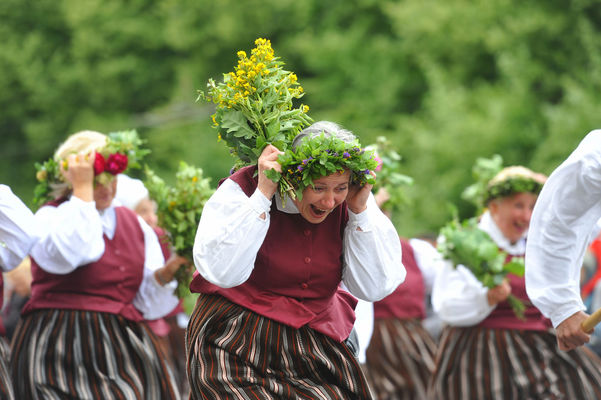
left=11, top=130, right=186, bottom=399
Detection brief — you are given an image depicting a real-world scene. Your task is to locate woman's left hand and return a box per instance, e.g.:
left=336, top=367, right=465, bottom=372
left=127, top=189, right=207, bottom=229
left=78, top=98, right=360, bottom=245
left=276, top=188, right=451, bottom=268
left=155, top=254, right=190, bottom=286
left=346, top=171, right=375, bottom=214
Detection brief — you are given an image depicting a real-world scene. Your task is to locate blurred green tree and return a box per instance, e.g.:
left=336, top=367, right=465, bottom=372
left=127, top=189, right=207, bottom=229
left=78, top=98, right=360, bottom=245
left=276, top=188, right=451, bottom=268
left=2, top=0, right=601, bottom=237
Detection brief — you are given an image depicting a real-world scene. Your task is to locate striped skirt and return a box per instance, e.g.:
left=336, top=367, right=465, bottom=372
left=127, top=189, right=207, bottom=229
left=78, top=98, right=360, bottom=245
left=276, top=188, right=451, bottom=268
left=10, top=309, right=181, bottom=400
left=428, top=326, right=601, bottom=400
left=0, top=337, right=14, bottom=400
left=185, top=293, right=374, bottom=399
left=364, top=318, right=437, bottom=400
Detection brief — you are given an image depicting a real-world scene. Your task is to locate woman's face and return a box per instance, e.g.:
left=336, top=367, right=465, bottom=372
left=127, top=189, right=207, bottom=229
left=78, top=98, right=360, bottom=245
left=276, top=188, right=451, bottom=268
left=489, top=191, right=538, bottom=243
left=293, top=170, right=351, bottom=224
left=94, top=178, right=118, bottom=211
left=135, top=198, right=158, bottom=229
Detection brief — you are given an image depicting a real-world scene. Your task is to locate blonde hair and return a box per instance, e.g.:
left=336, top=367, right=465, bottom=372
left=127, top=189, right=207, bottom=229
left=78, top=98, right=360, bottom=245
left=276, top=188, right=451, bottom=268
left=54, top=130, right=107, bottom=161
left=51, top=130, right=107, bottom=200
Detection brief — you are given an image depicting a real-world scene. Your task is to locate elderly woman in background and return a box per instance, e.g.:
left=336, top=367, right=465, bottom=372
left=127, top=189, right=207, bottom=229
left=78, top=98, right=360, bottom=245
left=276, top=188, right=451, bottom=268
left=187, top=121, right=405, bottom=399
left=428, top=165, right=601, bottom=399
left=11, top=130, right=186, bottom=399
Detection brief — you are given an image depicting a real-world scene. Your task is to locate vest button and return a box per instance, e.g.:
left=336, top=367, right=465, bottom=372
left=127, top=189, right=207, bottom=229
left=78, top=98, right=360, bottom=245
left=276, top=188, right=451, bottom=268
left=300, top=283, right=308, bottom=290
left=304, top=257, right=311, bottom=264
left=119, top=266, right=125, bottom=272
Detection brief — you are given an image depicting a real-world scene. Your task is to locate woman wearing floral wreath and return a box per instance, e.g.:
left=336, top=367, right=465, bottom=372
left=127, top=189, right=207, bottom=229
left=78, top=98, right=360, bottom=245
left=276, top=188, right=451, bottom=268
left=427, top=161, right=601, bottom=400
left=187, top=121, right=405, bottom=399
left=10, top=130, right=185, bottom=399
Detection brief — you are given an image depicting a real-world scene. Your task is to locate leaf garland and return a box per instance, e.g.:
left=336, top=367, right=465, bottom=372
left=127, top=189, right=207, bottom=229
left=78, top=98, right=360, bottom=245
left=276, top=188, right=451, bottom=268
left=264, top=134, right=378, bottom=201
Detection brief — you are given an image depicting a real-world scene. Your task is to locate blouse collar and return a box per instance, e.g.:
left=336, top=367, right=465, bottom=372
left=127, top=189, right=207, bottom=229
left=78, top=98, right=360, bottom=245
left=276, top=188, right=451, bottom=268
left=478, top=210, right=527, bottom=255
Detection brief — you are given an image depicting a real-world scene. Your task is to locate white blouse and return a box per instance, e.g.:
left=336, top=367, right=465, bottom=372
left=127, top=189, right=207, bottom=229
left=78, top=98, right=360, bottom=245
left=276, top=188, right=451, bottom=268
left=193, top=178, right=406, bottom=302
left=526, top=129, right=601, bottom=328
left=30, top=196, right=178, bottom=320
left=0, top=185, right=38, bottom=271
left=432, top=211, right=526, bottom=326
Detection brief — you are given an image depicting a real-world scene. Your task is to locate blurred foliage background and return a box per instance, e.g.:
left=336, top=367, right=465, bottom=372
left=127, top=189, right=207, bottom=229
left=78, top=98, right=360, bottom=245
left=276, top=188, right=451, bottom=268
left=2, top=0, right=601, bottom=237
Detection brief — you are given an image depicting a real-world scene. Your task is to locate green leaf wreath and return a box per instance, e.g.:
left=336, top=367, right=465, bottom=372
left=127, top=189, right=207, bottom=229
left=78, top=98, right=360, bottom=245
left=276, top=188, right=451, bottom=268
left=198, top=37, right=313, bottom=168
left=437, top=216, right=526, bottom=319
left=144, top=162, right=214, bottom=312
left=263, top=133, right=379, bottom=201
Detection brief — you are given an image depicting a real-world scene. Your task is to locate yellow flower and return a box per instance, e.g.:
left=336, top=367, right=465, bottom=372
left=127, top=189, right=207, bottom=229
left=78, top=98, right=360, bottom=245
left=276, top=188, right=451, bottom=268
left=192, top=176, right=198, bottom=182
left=36, top=169, right=48, bottom=182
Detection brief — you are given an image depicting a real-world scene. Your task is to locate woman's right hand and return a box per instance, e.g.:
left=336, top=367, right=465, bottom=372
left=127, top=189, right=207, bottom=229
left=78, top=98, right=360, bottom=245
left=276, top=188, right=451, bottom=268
left=61, top=152, right=95, bottom=202
left=257, top=144, right=283, bottom=199
left=487, top=279, right=511, bottom=306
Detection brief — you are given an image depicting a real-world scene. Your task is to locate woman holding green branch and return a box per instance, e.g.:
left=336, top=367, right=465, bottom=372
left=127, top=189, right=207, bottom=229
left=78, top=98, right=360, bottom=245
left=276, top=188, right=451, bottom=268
left=187, top=121, right=405, bottom=399
left=428, top=163, right=601, bottom=399
left=11, top=130, right=184, bottom=399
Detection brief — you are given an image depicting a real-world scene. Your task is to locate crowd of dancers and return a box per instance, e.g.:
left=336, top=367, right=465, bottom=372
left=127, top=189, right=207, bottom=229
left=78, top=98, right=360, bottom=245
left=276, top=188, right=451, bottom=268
left=2, top=122, right=601, bottom=399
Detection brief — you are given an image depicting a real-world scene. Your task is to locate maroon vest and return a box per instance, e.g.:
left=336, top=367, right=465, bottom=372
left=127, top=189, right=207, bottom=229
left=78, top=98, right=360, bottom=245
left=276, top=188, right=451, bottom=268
left=190, top=166, right=357, bottom=342
left=479, top=253, right=551, bottom=330
left=22, top=206, right=146, bottom=322
left=373, top=239, right=425, bottom=320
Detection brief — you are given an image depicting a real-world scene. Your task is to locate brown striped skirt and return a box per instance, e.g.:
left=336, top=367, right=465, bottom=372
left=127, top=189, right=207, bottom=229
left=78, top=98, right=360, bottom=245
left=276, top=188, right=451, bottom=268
left=364, top=318, right=437, bottom=400
left=10, top=309, right=180, bottom=400
left=185, top=293, right=374, bottom=399
left=0, top=336, right=14, bottom=400
left=428, top=326, right=601, bottom=400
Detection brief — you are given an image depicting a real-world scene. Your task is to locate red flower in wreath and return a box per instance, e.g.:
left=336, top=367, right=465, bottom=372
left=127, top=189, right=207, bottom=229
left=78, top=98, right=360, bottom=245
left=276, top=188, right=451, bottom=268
left=105, top=153, right=129, bottom=175
left=93, top=153, right=106, bottom=175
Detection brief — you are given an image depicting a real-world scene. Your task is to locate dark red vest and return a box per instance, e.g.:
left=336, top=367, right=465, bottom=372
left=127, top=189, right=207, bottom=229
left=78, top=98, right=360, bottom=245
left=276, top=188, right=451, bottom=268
left=373, top=239, right=425, bottom=320
left=22, top=206, right=146, bottom=322
left=190, top=166, right=357, bottom=342
left=479, top=254, right=551, bottom=330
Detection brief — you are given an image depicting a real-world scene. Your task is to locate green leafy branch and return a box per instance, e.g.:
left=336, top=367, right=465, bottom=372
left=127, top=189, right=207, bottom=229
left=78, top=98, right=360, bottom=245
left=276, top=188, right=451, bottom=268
left=145, top=162, right=214, bottom=307
left=437, top=216, right=526, bottom=319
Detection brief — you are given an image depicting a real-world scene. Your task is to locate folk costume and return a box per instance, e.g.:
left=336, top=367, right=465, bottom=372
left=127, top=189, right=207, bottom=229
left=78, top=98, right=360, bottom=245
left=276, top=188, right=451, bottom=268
left=0, top=184, right=38, bottom=400
left=11, top=131, right=181, bottom=400
left=187, top=164, right=405, bottom=400
left=429, top=210, right=601, bottom=400
left=364, top=238, right=442, bottom=400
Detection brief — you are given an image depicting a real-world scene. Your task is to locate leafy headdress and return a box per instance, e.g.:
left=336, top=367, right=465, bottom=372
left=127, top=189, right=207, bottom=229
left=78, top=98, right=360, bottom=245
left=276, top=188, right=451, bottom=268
left=199, top=38, right=312, bottom=168
left=33, top=130, right=149, bottom=208
left=264, top=121, right=379, bottom=201
left=199, top=39, right=377, bottom=201
left=461, top=154, right=546, bottom=213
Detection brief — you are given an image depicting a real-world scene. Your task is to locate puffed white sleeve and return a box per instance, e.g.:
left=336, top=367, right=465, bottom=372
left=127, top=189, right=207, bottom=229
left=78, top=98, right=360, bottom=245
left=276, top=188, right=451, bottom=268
left=193, top=179, right=272, bottom=288
left=526, top=130, right=601, bottom=328
left=341, top=193, right=405, bottom=301
left=133, top=216, right=179, bottom=320
left=0, top=185, right=38, bottom=271
left=409, top=237, right=445, bottom=293
left=431, top=260, right=495, bottom=326
left=30, top=196, right=105, bottom=274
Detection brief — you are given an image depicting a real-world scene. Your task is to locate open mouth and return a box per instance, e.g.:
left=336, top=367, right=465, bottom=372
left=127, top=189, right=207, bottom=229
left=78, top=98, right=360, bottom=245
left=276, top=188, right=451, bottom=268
left=311, top=204, right=328, bottom=217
